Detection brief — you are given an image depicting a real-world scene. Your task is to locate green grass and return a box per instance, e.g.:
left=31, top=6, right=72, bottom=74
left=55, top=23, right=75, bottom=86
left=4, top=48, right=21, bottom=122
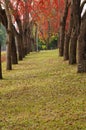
left=0, top=50, right=86, bottom=130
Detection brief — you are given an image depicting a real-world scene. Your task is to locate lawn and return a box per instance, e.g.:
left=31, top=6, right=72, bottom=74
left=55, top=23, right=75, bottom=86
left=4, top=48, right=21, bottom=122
left=0, top=50, right=86, bottom=130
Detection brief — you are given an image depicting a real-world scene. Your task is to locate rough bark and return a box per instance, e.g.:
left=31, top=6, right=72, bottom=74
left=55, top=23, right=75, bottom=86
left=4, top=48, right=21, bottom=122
left=69, top=32, right=77, bottom=64
left=22, top=0, right=30, bottom=55
left=77, top=12, right=86, bottom=73
left=64, top=4, right=73, bottom=60
left=23, top=28, right=28, bottom=55
left=69, top=0, right=81, bottom=64
left=16, top=34, right=23, bottom=61
left=59, top=0, right=70, bottom=56
left=64, top=33, right=70, bottom=60
left=5, top=0, right=12, bottom=70
left=16, top=19, right=24, bottom=58
left=11, top=34, right=18, bottom=64
left=27, top=27, right=31, bottom=53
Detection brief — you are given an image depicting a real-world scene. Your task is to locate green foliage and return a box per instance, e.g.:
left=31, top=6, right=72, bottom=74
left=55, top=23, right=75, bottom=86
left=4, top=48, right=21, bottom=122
left=42, top=45, right=47, bottom=50
left=38, top=38, right=47, bottom=50
left=38, top=34, right=58, bottom=50
left=0, top=23, right=7, bottom=46
left=49, top=34, right=58, bottom=49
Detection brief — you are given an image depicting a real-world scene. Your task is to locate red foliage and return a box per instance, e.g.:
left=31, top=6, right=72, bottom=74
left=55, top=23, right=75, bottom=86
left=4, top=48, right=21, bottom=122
left=1, top=0, right=70, bottom=39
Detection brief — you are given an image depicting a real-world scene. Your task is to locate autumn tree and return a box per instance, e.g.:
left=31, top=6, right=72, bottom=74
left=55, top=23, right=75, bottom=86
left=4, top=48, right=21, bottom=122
left=31, top=0, right=59, bottom=49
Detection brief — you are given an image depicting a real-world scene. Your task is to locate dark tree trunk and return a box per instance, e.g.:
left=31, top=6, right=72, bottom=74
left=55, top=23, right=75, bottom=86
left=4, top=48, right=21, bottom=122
left=11, top=34, right=18, bottom=64
left=27, top=26, right=31, bottom=53
left=59, top=23, right=65, bottom=56
left=5, top=0, right=12, bottom=70
left=16, top=34, right=23, bottom=61
left=23, top=1, right=30, bottom=55
left=77, top=12, right=86, bottom=73
left=59, top=0, right=70, bottom=56
left=57, top=32, right=60, bottom=48
left=0, top=45, right=2, bottom=79
left=64, top=33, right=70, bottom=60
left=34, top=25, right=38, bottom=51
left=16, top=19, right=25, bottom=59
left=64, top=4, right=73, bottom=60
left=69, top=32, right=77, bottom=64
left=23, top=29, right=28, bottom=55
left=69, top=0, right=81, bottom=64
left=21, top=34, right=25, bottom=58
left=6, top=31, right=12, bottom=70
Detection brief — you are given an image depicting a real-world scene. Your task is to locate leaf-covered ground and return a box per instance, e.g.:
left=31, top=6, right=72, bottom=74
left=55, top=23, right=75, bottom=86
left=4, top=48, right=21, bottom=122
left=0, top=50, right=86, bottom=130
left=1, top=51, right=6, bottom=62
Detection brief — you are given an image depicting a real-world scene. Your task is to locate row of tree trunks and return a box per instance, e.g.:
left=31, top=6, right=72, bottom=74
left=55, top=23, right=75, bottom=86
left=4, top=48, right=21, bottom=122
left=0, top=0, right=39, bottom=79
left=0, top=8, right=32, bottom=79
left=58, top=0, right=86, bottom=72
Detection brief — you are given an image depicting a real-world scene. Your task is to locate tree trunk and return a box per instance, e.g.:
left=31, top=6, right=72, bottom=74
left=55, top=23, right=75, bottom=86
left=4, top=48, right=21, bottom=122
left=23, top=28, right=29, bottom=55
left=6, top=35, right=12, bottom=70
left=69, top=0, right=81, bottom=64
left=27, top=26, right=32, bottom=53
left=59, top=0, right=69, bottom=56
left=69, top=32, right=77, bottom=64
left=16, top=34, right=23, bottom=61
left=16, top=19, right=25, bottom=58
left=0, top=45, right=2, bottom=79
left=5, top=0, right=12, bottom=70
left=64, top=33, right=70, bottom=60
left=59, top=23, right=65, bottom=56
left=77, top=12, right=86, bottom=73
left=24, top=32, right=28, bottom=55
left=64, top=4, right=73, bottom=60
left=11, top=34, right=18, bottom=64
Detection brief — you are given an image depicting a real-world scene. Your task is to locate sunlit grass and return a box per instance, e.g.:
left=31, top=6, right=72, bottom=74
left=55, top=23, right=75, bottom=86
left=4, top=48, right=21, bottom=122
left=0, top=50, right=86, bottom=130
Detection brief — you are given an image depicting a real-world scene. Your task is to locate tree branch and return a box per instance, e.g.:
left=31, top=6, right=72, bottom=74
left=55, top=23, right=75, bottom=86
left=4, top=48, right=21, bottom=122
left=80, top=0, right=86, bottom=14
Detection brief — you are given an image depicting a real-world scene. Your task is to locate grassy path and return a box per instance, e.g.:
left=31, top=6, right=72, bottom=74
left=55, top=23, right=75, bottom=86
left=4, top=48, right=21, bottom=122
left=0, top=50, right=86, bottom=130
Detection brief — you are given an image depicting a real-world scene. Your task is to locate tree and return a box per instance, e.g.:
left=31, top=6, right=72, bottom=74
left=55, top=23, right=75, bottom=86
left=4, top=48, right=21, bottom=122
left=64, top=4, right=73, bottom=60
left=11, top=26, right=18, bottom=64
left=31, top=0, right=59, bottom=49
left=0, top=23, right=7, bottom=79
left=4, top=0, right=13, bottom=70
left=59, top=0, right=70, bottom=56
left=77, top=5, right=86, bottom=72
left=69, top=0, right=81, bottom=64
